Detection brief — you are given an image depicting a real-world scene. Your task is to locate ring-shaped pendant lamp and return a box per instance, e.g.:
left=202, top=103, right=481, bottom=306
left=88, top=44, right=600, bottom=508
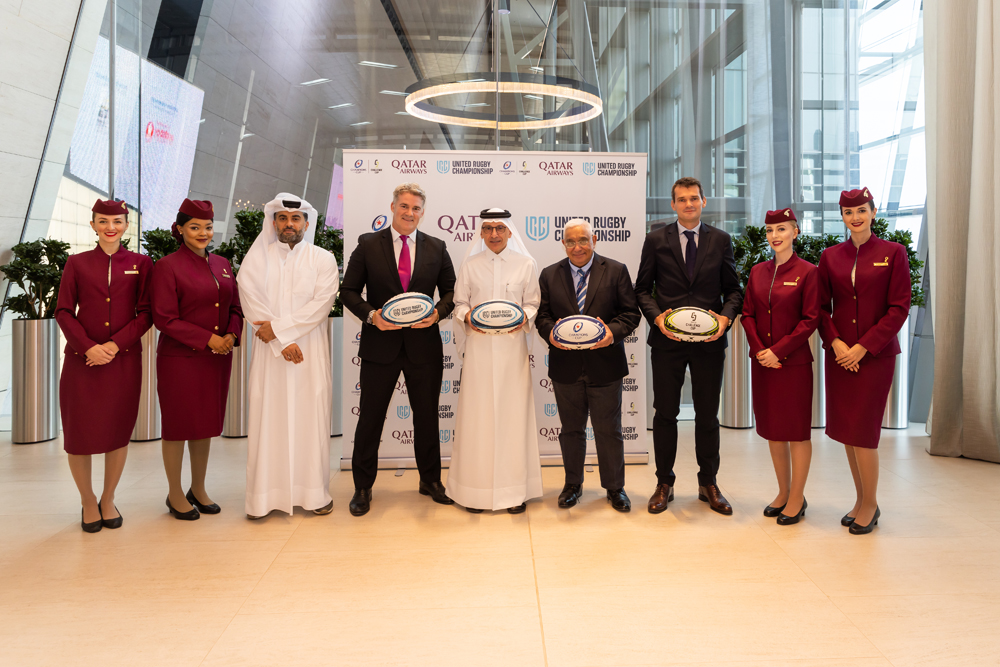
left=404, top=72, right=603, bottom=130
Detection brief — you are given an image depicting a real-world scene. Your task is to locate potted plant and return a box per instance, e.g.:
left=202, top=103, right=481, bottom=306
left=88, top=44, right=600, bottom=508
left=213, top=209, right=263, bottom=438
left=720, top=225, right=771, bottom=429
left=313, top=217, right=345, bottom=436
left=129, top=228, right=180, bottom=442
left=0, top=239, right=70, bottom=443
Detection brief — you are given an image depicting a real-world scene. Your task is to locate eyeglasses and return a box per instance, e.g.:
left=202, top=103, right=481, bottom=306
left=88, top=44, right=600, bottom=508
left=482, top=225, right=508, bottom=234
left=563, top=238, right=591, bottom=248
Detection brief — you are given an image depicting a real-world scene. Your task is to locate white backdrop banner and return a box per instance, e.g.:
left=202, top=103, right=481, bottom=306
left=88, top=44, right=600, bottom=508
left=342, top=150, right=648, bottom=466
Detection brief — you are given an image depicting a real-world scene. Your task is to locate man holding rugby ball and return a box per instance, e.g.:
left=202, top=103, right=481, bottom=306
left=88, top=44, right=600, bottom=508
left=536, top=219, right=642, bottom=512
left=635, top=176, right=743, bottom=516
left=340, top=183, right=457, bottom=516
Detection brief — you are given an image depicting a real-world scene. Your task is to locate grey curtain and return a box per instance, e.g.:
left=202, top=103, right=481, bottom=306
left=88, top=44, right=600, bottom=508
left=926, top=0, right=1000, bottom=462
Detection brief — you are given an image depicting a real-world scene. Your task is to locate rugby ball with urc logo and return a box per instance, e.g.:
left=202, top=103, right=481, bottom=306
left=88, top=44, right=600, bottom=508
left=470, top=300, right=526, bottom=335
left=664, top=307, right=720, bottom=342
left=551, top=315, right=608, bottom=350
left=381, top=292, right=435, bottom=327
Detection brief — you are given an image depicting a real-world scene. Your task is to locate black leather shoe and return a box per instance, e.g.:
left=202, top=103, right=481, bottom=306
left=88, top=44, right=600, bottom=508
left=841, top=513, right=856, bottom=527
left=98, top=502, right=123, bottom=529
left=776, top=498, right=807, bottom=526
left=849, top=506, right=880, bottom=535
left=466, top=507, right=484, bottom=514
left=82, top=507, right=102, bottom=533
left=349, top=488, right=372, bottom=516
left=763, top=503, right=786, bottom=518
left=166, top=496, right=200, bottom=521
left=507, top=502, right=527, bottom=514
left=186, top=488, right=220, bottom=514
left=557, top=484, right=583, bottom=508
left=418, top=481, right=454, bottom=505
left=606, top=488, right=631, bottom=512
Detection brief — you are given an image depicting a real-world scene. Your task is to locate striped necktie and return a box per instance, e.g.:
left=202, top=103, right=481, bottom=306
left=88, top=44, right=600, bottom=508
left=575, top=266, right=590, bottom=313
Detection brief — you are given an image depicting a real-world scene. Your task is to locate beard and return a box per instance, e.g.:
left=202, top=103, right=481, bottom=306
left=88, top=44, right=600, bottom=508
left=279, top=228, right=304, bottom=244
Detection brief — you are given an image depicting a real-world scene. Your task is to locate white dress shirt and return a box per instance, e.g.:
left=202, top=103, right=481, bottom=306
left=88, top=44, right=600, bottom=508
left=390, top=226, right=417, bottom=268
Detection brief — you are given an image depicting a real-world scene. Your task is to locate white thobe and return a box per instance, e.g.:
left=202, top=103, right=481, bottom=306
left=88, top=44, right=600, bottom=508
left=448, top=247, right=542, bottom=510
left=239, top=241, right=340, bottom=516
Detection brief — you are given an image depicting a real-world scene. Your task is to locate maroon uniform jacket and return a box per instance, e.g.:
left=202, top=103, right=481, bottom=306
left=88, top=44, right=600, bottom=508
left=741, top=254, right=820, bottom=365
left=55, top=246, right=153, bottom=357
left=817, top=235, right=910, bottom=358
left=152, top=244, right=243, bottom=356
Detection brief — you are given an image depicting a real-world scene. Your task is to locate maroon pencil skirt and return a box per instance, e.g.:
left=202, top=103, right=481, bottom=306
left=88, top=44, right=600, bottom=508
left=60, top=351, right=142, bottom=455
left=156, top=353, right=232, bottom=441
left=751, top=361, right=813, bottom=442
left=825, top=352, right=896, bottom=449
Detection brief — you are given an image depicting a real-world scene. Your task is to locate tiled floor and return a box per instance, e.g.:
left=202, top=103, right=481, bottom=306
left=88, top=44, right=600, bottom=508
left=1, top=424, right=998, bottom=666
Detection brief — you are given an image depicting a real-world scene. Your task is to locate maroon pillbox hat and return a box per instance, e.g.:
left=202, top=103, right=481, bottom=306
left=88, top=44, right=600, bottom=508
left=178, top=198, right=214, bottom=219
left=91, top=199, right=128, bottom=216
left=764, top=208, right=797, bottom=225
left=839, top=188, right=874, bottom=208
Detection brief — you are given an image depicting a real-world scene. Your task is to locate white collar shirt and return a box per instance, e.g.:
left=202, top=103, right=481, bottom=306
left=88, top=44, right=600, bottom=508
left=676, top=221, right=703, bottom=263
left=390, top=226, right=417, bottom=268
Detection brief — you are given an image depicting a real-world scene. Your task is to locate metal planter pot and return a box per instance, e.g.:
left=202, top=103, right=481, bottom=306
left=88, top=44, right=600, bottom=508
left=882, top=316, right=910, bottom=429
left=810, top=332, right=825, bottom=428
left=719, top=315, right=754, bottom=429
left=12, top=318, right=60, bottom=444
left=223, top=321, right=253, bottom=438
left=131, top=328, right=160, bottom=441
left=330, top=316, right=343, bottom=437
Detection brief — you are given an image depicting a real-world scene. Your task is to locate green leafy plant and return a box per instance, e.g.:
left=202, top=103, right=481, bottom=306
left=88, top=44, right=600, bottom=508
left=732, top=224, right=770, bottom=288
left=793, top=232, right=843, bottom=267
left=313, top=216, right=344, bottom=317
left=871, top=218, right=925, bottom=308
left=141, top=227, right=179, bottom=263
left=0, top=239, right=71, bottom=319
left=214, top=209, right=264, bottom=275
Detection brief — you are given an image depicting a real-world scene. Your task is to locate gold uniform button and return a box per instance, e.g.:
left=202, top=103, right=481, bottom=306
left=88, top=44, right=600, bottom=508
left=852, top=319, right=856, bottom=323
left=106, top=298, right=110, bottom=302
left=215, top=303, right=219, bottom=307
left=214, top=326, right=219, bottom=330
left=104, top=322, right=109, bottom=326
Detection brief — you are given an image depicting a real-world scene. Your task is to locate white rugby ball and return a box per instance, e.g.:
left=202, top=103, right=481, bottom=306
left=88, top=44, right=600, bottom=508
left=470, top=300, right=526, bottom=334
left=381, top=292, right=435, bottom=327
left=551, top=315, right=608, bottom=350
left=664, top=307, right=719, bottom=342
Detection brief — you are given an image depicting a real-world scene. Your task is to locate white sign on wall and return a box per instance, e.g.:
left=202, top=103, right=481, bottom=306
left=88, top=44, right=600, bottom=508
left=342, top=150, right=648, bottom=467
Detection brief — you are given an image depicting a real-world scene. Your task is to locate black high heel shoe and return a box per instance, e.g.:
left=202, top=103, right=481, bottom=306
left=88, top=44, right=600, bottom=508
left=840, top=513, right=856, bottom=527
left=763, top=503, right=787, bottom=518
left=186, top=488, right=221, bottom=514
left=166, top=496, right=200, bottom=521
left=81, top=507, right=102, bottom=533
left=98, top=501, right=123, bottom=529
left=849, top=506, right=880, bottom=535
left=776, top=498, right=807, bottom=526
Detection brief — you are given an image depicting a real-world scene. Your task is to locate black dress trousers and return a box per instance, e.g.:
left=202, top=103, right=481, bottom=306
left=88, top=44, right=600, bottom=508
left=553, top=374, right=625, bottom=491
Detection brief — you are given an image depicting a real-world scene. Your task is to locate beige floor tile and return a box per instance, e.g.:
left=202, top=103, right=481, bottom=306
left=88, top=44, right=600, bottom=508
left=605, top=660, right=894, bottom=667
left=202, top=607, right=545, bottom=667
left=0, top=597, right=245, bottom=667
left=833, top=594, right=1000, bottom=666
left=241, top=548, right=538, bottom=613
left=0, top=512, right=76, bottom=564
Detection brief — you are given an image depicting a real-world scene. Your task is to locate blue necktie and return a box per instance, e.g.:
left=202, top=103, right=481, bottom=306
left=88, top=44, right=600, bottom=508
left=684, top=230, right=697, bottom=279
left=575, top=267, right=590, bottom=313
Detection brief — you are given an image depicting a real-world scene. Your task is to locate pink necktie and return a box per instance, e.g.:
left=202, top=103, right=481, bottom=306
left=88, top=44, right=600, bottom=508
left=398, top=235, right=411, bottom=291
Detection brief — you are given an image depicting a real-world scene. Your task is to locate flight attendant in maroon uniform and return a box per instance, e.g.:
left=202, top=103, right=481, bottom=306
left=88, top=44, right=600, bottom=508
left=55, top=199, right=153, bottom=532
left=152, top=199, right=242, bottom=521
left=818, top=188, right=910, bottom=535
left=741, top=208, right=820, bottom=526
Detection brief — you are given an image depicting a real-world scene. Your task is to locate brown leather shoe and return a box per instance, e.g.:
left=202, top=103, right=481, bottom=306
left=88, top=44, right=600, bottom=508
left=698, top=484, right=733, bottom=515
left=647, top=483, right=674, bottom=514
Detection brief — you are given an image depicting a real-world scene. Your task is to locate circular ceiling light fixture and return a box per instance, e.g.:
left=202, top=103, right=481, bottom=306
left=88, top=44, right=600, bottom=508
left=404, top=72, right=602, bottom=131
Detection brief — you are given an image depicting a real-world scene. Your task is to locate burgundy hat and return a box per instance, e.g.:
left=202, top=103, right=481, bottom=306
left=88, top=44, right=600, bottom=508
left=839, top=187, right=874, bottom=208
left=178, top=198, right=214, bottom=219
left=92, top=199, right=128, bottom=216
left=764, top=208, right=797, bottom=225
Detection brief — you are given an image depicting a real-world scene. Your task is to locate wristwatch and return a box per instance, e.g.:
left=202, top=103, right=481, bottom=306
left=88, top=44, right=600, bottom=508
left=366, top=310, right=376, bottom=325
